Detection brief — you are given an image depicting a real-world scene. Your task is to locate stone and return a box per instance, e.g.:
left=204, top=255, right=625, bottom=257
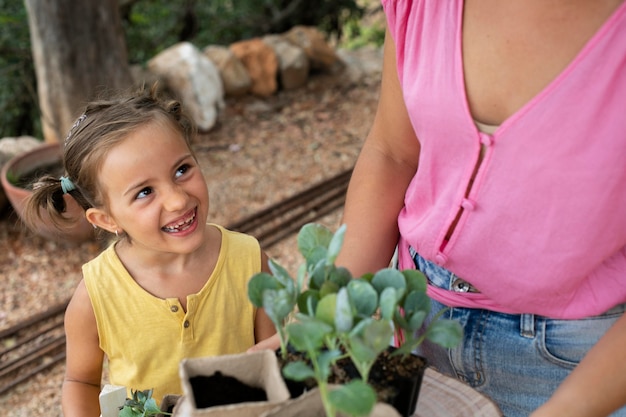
left=203, top=45, right=251, bottom=97
left=230, top=38, right=278, bottom=98
left=263, top=34, right=309, bottom=90
left=0, top=136, right=42, bottom=167
left=147, top=42, right=224, bottom=131
left=283, top=26, right=340, bottom=72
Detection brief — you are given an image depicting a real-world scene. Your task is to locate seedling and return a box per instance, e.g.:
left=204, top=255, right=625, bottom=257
left=118, top=389, right=171, bottom=417
left=248, top=223, right=463, bottom=417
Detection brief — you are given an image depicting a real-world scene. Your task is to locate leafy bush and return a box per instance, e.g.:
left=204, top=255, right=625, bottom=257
left=0, top=0, right=364, bottom=139
left=0, top=0, right=40, bottom=139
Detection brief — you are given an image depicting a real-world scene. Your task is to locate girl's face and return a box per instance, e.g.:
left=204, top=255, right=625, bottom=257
left=89, top=119, right=210, bottom=254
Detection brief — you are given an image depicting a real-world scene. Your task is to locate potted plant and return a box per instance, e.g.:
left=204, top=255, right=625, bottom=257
left=118, top=389, right=173, bottom=417
left=0, top=141, right=94, bottom=243
left=248, top=223, right=463, bottom=417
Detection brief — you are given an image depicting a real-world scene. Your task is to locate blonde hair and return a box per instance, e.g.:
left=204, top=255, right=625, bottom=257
left=23, top=84, right=196, bottom=233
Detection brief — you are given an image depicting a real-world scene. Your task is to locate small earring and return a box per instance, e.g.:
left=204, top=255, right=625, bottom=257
left=92, top=224, right=97, bottom=229
left=115, top=230, right=119, bottom=238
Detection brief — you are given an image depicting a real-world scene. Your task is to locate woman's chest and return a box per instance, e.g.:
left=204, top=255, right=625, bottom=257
left=461, top=0, right=623, bottom=125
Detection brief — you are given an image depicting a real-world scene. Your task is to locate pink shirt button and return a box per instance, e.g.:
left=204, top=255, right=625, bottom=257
left=435, top=252, right=448, bottom=265
left=480, top=133, right=494, bottom=146
left=461, top=198, right=476, bottom=211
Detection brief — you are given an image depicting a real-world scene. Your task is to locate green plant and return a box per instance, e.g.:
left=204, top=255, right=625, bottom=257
left=248, top=223, right=463, bottom=417
left=118, top=389, right=171, bottom=417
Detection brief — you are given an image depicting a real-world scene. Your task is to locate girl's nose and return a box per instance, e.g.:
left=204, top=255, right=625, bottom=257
left=163, top=184, right=188, bottom=211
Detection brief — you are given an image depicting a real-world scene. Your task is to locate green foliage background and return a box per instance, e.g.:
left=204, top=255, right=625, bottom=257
left=0, top=0, right=383, bottom=140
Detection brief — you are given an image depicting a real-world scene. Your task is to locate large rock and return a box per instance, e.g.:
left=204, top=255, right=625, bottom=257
left=283, top=26, right=340, bottom=72
left=148, top=42, right=224, bottom=131
left=263, top=35, right=309, bottom=90
left=203, top=45, right=251, bottom=97
left=230, top=38, right=278, bottom=98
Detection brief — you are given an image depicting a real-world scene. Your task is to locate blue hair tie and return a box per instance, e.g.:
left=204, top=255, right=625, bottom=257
left=60, top=176, right=76, bottom=194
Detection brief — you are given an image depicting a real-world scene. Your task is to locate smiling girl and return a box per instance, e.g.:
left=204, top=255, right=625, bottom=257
left=23, top=85, right=277, bottom=417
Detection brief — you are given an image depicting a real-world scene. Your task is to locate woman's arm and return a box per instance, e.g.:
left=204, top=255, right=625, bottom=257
left=62, top=279, right=105, bottom=417
left=336, top=28, right=421, bottom=277
left=531, top=312, right=626, bottom=417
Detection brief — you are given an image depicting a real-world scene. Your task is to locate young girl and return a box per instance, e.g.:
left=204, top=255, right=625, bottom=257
left=24, top=85, right=277, bottom=417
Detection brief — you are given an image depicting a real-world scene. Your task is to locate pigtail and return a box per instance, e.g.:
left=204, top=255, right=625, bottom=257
left=22, top=175, right=70, bottom=231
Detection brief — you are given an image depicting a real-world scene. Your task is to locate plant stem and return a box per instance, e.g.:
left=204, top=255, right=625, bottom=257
left=318, top=381, right=336, bottom=417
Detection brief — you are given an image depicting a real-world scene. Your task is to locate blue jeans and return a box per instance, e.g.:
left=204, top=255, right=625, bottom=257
left=411, top=251, right=626, bottom=417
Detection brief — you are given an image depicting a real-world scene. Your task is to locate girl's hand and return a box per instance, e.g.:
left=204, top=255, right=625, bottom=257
left=247, top=333, right=281, bottom=353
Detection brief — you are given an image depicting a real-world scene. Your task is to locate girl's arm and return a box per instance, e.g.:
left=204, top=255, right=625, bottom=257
left=335, top=28, right=421, bottom=277
left=62, top=279, right=105, bottom=417
left=531, top=312, right=626, bottom=417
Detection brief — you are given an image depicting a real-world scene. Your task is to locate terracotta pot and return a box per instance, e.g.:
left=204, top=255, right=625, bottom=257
left=0, top=142, right=94, bottom=244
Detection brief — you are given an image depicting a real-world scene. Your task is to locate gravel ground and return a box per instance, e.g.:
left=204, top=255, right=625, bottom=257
left=0, top=53, right=381, bottom=416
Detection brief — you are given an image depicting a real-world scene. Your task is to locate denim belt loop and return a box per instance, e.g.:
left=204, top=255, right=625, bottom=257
left=520, top=314, right=535, bottom=338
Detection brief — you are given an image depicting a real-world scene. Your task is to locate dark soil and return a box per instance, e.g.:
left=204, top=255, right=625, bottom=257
left=12, top=161, right=64, bottom=189
left=189, top=371, right=267, bottom=408
left=277, top=346, right=426, bottom=417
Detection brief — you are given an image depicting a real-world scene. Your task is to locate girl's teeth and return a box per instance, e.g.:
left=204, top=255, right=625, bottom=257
left=163, top=213, right=195, bottom=232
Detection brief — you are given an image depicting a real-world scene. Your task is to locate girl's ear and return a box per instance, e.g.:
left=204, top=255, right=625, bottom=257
left=86, top=207, right=119, bottom=234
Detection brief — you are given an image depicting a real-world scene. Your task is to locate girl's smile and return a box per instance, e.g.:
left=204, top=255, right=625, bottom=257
left=162, top=207, right=198, bottom=235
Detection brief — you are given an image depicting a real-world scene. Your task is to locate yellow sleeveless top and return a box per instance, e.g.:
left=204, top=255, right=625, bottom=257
left=83, top=224, right=260, bottom=403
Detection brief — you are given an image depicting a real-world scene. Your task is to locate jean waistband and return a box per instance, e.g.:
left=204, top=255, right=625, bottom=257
left=409, top=247, right=626, bottom=319
left=409, top=246, right=480, bottom=293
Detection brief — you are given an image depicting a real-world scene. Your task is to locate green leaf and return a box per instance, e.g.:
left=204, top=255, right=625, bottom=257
left=297, top=289, right=319, bottom=316
left=347, top=280, right=378, bottom=317
left=328, top=266, right=353, bottom=288
left=402, top=269, right=428, bottom=293
left=348, top=319, right=393, bottom=364
left=286, top=320, right=333, bottom=352
left=268, top=259, right=295, bottom=290
left=118, top=407, right=136, bottom=417
left=329, top=380, right=376, bottom=417
left=309, top=260, right=328, bottom=290
left=407, top=310, right=427, bottom=332
left=247, top=273, right=281, bottom=307
left=298, top=223, right=333, bottom=267
left=143, top=398, right=160, bottom=414
left=262, top=289, right=295, bottom=325
left=426, top=319, right=463, bottom=348
left=403, top=291, right=431, bottom=316
left=318, top=349, right=342, bottom=380
left=319, top=280, right=339, bottom=298
left=326, top=224, right=346, bottom=265
left=371, top=268, right=406, bottom=301
left=282, top=361, right=315, bottom=381
left=379, top=287, right=397, bottom=320
left=335, top=287, right=354, bottom=333
left=315, top=293, right=337, bottom=326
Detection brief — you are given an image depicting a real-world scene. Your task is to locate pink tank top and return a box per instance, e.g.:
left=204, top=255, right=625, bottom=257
left=383, top=0, right=626, bottom=318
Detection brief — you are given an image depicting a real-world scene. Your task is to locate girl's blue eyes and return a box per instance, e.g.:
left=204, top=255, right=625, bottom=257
left=135, top=164, right=192, bottom=200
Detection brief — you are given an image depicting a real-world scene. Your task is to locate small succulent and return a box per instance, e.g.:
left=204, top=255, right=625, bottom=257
left=118, top=389, right=171, bottom=417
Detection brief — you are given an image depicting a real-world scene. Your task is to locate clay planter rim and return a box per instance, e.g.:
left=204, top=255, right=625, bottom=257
left=0, top=142, right=94, bottom=244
